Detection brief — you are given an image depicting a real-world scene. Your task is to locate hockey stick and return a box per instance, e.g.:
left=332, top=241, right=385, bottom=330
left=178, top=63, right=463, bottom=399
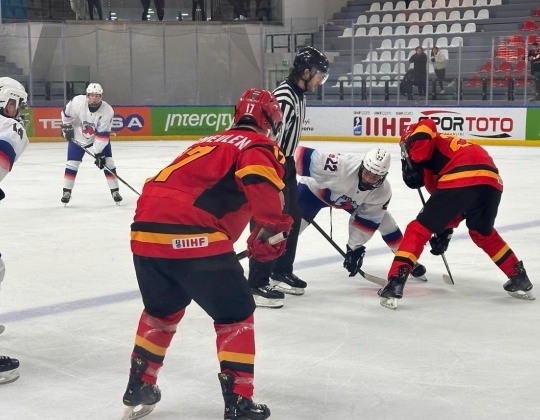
left=236, top=232, right=287, bottom=261
left=399, top=142, right=454, bottom=285
left=308, top=219, right=387, bottom=287
left=68, top=138, right=141, bottom=196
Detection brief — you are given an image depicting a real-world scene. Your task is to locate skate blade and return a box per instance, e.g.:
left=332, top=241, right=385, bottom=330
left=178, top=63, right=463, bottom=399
left=121, top=404, right=156, bottom=420
left=0, top=369, right=20, bottom=385
left=507, top=290, right=536, bottom=301
left=380, top=297, right=398, bottom=310
left=253, top=295, right=284, bottom=309
left=269, top=280, right=304, bottom=295
left=412, top=274, right=427, bottom=282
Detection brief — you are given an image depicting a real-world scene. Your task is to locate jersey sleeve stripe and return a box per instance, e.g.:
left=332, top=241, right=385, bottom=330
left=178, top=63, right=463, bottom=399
left=236, top=165, right=285, bottom=190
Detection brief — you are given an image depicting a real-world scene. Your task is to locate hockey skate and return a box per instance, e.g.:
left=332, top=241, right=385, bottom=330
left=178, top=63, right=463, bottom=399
left=269, top=272, right=306, bottom=295
left=111, top=188, right=123, bottom=204
left=122, top=357, right=161, bottom=420
left=378, top=266, right=410, bottom=309
left=503, top=261, right=535, bottom=300
left=61, top=188, right=72, bottom=205
left=411, top=263, right=427, bottom=281
left=251, top=285, right=285, bottom=309
left=0, top=356, right=20, bottom=385
left=218, top=372, right=271, bottom=420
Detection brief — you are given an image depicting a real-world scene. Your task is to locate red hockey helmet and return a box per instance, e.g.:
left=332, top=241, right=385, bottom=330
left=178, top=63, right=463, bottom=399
left=234, top=88, right=283, bottom=139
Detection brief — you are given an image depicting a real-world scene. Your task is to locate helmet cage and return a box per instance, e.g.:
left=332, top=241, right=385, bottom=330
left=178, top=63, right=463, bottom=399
left=358, top=148, right=391, bottom=191
left=0, top=77, right=28, bottom=115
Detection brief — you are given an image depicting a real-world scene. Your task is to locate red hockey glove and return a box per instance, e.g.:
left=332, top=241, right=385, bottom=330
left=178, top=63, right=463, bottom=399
left=247, top=217, right=293, bottom=262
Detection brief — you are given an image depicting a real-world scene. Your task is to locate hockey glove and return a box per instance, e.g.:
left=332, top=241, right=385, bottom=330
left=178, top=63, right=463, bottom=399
left=94, top=153, right=106, bottom=169
left=343, top=244, right=366, bottom=277
left=247, top=218, right=292, bottom=263
left=429, top=228, right=453, bottom=255
left=401, top=158, right=424, bottom=189
left=60, top=124, right=75, bottom=142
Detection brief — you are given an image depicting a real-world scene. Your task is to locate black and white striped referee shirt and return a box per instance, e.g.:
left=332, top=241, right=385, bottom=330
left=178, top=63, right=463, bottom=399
left=272, top=80, right=306, bottom=158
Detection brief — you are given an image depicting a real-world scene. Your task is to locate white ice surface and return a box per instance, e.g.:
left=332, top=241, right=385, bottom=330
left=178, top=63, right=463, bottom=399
left=0, top=140, right=539, bottom=420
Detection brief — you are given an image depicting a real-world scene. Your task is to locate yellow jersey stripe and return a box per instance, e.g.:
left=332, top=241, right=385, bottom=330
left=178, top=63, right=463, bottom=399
left=236, top=165, right=285, bottom=190
left=439, top=169, right=501, bottom=183
left=135, top=336, right=167, bottom=357
left=131, top=231, right=228, bottom=244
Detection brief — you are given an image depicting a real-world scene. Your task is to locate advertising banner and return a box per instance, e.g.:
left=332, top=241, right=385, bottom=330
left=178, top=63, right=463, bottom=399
left=304, top=107, right=528, bottom=142
left=113, top=107, right=152, bottom=137
left=151, top=106, right=234, bottom=137
left=525, top=108, right=540, bottom=141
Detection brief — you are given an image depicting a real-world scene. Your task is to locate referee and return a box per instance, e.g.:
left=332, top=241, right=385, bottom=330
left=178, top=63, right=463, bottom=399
left=248, top=46, right=329, bottom=308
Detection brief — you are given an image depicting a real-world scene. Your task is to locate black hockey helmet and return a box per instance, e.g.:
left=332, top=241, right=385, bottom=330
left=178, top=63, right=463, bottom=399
left=290, top=46, right=329, bottom=84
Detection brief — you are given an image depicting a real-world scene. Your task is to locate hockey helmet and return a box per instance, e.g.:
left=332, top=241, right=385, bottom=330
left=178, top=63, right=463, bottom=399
left=234, top=88, right=283, bottom=140
left=358, top=148, right=391, bottom=190
left=291, top=46, right=330, bottom=84
left=86, top=83, right=103, bottom=95
left=0, top=77, right=27, bottom=117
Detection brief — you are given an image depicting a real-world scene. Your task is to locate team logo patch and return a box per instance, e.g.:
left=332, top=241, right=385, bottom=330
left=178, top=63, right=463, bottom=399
left=172, top=237, right=209, bottom=249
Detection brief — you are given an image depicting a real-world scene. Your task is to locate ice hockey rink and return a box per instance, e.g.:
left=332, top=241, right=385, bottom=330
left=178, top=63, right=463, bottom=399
left=0, top=140, right=539, bottom=420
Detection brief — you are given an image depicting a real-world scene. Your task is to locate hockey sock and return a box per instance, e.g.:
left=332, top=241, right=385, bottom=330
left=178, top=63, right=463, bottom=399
left=215, top=314, right=255, bottom=399
left=469, top=229, right=519, bottom=276
left=131, top=308, right=185, bottom=384
left=388, top=219, right=431, bottom=278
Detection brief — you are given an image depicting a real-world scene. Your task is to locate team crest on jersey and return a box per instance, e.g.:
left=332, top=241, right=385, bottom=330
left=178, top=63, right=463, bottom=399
left=82, top=123, right=96, bottom=136
left=172, top=237, right=209, bottom=249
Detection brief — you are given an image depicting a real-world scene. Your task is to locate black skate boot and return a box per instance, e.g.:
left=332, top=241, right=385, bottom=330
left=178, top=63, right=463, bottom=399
left=251, top=285, right=285, bottom=309
left=218, top=372, right=271, bottom=420
left=61, top=188, right=72, bottom=204
left=503, top=261, right=535, bottom=300
left=111, top=188, right=123, bottom=203
left=122, top=357, right=161, bottom=420
left=411, top=263, right=427, bottom=281
left=270, top=272, right=306, bottom=295
left=0, top=355, right=20, bottom=385
left=378, top=265, right=411, bottom=309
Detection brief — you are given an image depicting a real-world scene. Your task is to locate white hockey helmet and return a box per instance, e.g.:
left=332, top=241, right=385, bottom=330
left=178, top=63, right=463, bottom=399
left=359, top=147, right=391, bottom=190
left=0, top=77, right=28, bottom=117
left=86, top=83, right=103, bottom=95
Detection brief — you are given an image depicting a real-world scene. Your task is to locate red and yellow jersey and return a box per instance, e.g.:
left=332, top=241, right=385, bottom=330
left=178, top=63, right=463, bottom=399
left=404, top=119, right=503, bottom=193
left=131, top=128, right=286, bottom=259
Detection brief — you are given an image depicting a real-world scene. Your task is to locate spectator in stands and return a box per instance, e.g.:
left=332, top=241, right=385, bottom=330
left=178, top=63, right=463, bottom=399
left=431, top=46, right=447, bottom=94
left=255, top=0, right=271, bottom=21
left=409, top=46, right=428, bottom=98
left=229, top=0, right=247, bottom=20
left=192, top=0, right=206, bottom=20
left=141, top=0, right=164, bottom=21
left=527, top=42, right=540, bottom=100
left=87, top=0, right=103, bottom=20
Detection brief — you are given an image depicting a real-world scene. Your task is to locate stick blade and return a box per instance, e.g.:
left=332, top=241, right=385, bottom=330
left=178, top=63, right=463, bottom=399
left=379, top=297, right=398, bottom=309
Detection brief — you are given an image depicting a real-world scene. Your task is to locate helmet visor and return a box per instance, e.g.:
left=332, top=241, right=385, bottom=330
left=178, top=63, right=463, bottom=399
left=314, top=70, right=329, bottom=85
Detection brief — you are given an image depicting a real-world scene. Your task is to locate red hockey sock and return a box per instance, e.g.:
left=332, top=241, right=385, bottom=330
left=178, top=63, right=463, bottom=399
left=469, top=229, right=519, bottom=276
left=131, top=308, right=185, bottom=384
left=215, top=314, right=255, bottom=399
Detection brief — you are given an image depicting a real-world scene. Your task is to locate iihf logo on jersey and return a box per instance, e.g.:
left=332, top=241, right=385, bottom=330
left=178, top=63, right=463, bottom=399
left=353, top=117, right=362, bottom=136
left=172, top=237, right=209, bottom=249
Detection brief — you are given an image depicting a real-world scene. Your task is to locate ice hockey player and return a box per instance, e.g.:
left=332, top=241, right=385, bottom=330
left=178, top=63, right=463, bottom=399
left=379, top=118, right=534, bottom=309
left=0, top=76, right=29, bottom=384
left=260, top=146, right=425, bottom=309
left=121, top=88, right=292, bottom=420
left=60, top=83, right=122, bottom=204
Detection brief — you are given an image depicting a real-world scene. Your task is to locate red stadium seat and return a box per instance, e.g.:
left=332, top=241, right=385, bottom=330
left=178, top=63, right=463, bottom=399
left=496, top=61, right=513, bottom=73
left=507, top=34, right=523, bottom=45
left=526, top=34, right=538, bottom=45
left=464, top=74, right=483, bottom=87
left=534, top=8, right=540, bottom=17
left=479, top=61, right=493, bottom=73
left=514, top=60, right=526, bottom=73
left=495, top=46, right=512, bottom=59
left=521, top=20, right=536, bottom=31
